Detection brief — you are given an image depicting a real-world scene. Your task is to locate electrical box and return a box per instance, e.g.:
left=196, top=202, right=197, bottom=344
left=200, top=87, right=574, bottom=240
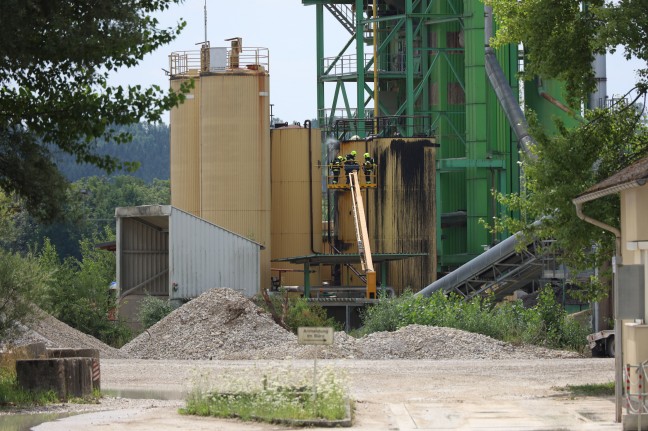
left=616, top=264, right=645, bottom=319
left=209, top=47, right=227, bottom=71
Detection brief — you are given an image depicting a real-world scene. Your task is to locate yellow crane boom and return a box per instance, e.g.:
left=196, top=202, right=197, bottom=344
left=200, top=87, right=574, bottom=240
left=349, top=171, right=377, bottom=298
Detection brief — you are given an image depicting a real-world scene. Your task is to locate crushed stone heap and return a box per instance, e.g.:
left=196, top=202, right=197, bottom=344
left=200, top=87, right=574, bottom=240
left=353, top=324, right=581, bottom=360
left=121, top=288, right=581, bottom=361
left=4, top=307, right=126, bottom=359
left=121, top=288, right=303, bottom=360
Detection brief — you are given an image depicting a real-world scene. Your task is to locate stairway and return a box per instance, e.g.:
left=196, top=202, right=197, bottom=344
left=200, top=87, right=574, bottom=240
left=324, top=4, right=355, bottom=35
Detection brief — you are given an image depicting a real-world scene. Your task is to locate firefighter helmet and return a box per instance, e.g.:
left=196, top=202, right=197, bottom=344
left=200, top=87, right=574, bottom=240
left=351, top=150, right=357, bottom=156
left=364, top=153, right=370, bottom=159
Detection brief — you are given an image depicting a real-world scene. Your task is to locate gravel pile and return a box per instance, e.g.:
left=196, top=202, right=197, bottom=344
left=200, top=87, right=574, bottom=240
left=120, top=288, right=581, bottom=361
left=353, top=324, right=581, bottom=360
left=121, top=288, right=300, bottom=360
left=3, top=307, right=126, bottom=359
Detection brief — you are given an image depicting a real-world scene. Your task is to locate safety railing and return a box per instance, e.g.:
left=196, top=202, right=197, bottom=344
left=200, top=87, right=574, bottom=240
left=169, top=46, right=269, bottom=77
left=322, top=53, right=421, bottom=77
left=333, top=115, right=435, bottom=139
left=326, top=168, right=377, bottom=190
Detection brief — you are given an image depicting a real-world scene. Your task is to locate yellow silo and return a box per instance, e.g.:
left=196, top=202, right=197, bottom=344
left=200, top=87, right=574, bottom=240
left=169, top=42, right=272, bottom=289
left=270, top=125, right=325, bottom=287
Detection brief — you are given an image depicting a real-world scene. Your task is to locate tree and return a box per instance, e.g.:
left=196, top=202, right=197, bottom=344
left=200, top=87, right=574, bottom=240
left=486, top=0, right=648, bottom=103
left=0, top=250, right=49, bottom=342
left=3, top=176, right=170, bottom=259
left=0, top=1, right=190, bottom=220
left=37, top=232, right=132, bottom=347
left=491, top=105, right=648, bottom=300
left=483, top=0, right=648, bottom=303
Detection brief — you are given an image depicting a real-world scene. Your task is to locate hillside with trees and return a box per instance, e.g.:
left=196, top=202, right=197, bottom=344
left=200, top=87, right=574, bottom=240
left=54, top=123, right=170, bottom=183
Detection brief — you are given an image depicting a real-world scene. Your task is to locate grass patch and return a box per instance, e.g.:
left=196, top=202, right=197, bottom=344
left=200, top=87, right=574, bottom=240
left=557, top=382, right=615, bottom=397
left=181, top=366, right=349, bottom=423
left=0, top=367, right=59, bottom=408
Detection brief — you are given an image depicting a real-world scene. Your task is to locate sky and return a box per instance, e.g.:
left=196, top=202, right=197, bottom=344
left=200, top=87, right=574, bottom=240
left=109, top=0, right=645, bottom=124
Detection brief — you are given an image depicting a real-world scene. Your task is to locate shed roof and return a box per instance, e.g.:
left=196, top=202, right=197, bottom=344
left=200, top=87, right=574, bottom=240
left=115, top=205, right=264, bottom=249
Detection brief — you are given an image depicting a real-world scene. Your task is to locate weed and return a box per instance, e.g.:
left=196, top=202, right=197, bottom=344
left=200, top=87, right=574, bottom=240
left=181, top=365, right=349, bottom=423
left=556, top=382, right=615, bottom=397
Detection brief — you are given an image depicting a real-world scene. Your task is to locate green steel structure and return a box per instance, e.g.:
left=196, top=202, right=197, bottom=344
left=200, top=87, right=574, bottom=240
left=302, top=0, right=573, bottom=277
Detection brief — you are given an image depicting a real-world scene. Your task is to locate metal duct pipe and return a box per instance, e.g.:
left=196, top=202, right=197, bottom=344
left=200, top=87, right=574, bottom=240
left=484, top=5, right=536, bottom=159
left=416, top=221, right=540, bottom=297
left=485, top=49, right=535, bottom=159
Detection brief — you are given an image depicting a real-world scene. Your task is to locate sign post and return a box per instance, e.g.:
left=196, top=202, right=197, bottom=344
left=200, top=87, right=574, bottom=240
left=298, top=327, right=334, bottom=402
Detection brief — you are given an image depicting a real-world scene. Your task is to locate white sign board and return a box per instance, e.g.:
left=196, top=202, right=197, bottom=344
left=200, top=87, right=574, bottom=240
left=297, top=327, right=334, bottom=345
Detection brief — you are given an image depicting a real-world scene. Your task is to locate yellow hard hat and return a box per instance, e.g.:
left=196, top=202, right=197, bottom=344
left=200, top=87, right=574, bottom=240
left=364, top=153, right=370, bottom=158
left=351, top=150, right=357, bottom=156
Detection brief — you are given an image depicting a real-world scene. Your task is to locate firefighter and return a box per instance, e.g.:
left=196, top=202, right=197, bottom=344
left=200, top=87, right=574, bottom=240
left=344, top=150, right=359, bottom=183
left=362, top=152, right=376, bottom=184
left=329, top=155, right=344, bottom=184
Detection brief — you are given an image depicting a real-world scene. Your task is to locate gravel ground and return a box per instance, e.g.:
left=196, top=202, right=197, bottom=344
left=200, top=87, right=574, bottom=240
left=9, top=358, right=618, bottom=431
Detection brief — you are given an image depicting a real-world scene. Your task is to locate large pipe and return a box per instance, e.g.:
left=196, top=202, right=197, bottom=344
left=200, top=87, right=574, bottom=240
left=416, top=220, right=542, bottom=297
left=305, top=120, right=317, bottom=254
left=484, top=5, right=536, bottom=159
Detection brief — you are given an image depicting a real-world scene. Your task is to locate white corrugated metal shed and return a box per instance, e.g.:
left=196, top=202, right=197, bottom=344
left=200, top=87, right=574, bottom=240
left=115, top=205, right=262, bottom=302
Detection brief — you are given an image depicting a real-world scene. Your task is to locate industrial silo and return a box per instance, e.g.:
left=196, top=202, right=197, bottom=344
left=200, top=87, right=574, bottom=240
left=270, top=124, right=325, bottom=287
left=336, top=136, right=438, bottom=292
left=169, top=41, right=272, bottom=290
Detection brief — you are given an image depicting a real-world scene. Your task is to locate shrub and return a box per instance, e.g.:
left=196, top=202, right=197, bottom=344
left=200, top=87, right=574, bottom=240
left=359, top=287, right=589, bottom=351
left=0, top=250, right=49, bottom=341
left=138, top=295, right=174, bottom=329
left=182, top=366, right=348, bottom=422
left=254, top=291, right=341, bottom=333
left=36, top=232, right=132, bottom=347
left=0, top=352, right=58, bottom=406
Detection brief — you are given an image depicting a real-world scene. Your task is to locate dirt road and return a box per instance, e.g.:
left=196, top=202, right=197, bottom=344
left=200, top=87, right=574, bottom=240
left=34, top=358, right=620, bottom=430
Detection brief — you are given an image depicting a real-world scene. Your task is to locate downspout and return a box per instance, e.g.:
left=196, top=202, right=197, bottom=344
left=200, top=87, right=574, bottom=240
left=484, top=5, right=535, bottom=159
left=572, top=196, right=622, bottom=423
left=305, top=120, right=317, bottom=254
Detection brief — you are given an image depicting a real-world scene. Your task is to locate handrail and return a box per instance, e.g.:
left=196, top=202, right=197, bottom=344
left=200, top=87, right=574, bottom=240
left=169, top=46, right=269, bottom=77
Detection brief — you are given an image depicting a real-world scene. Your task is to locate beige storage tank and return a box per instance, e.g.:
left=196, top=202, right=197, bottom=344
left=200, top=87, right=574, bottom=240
left=270, top=125, right=324, bottom=287
left=336, top=137, right=438, bottom=292
left=169, top=43, right=272, bottom=289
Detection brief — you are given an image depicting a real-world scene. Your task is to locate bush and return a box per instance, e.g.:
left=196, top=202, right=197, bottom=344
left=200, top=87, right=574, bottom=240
left=36, top=232, right=132, bottom=347
left=254, top=291, right=341, bottom=333
left=138, top=295, right=174, bottom=329
left=0, top=250, right=49, bottom=341
left=359, top=287, right=589, bottom=351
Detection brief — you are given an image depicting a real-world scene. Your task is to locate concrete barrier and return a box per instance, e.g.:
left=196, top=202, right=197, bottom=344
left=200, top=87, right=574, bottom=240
left=46, top=348, right=100, bottom=390
left=16, top=357, right=93, bottom=401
